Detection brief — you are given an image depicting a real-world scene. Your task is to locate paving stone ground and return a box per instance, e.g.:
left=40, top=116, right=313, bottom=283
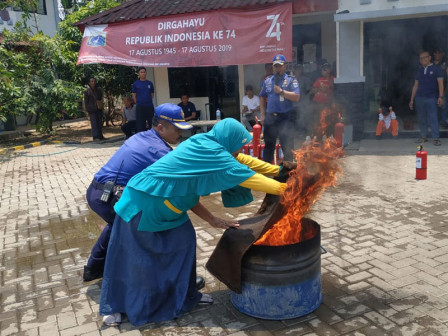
left=0, top=119, right=124, bottom=150
left=1, top=138, right=448, bottom=336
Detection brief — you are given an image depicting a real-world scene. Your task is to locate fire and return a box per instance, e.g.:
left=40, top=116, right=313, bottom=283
left=316, top=103, right=342, bottom=139
left=254, top=138, right=343, bottom=246
left=317, top=107, right=332, bottom=137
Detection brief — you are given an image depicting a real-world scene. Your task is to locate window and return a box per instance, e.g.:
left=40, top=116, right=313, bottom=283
left=3, top=0, right=47, bottom=15
left=36, top=0, right=47, bottom=15
left=168, top=67, right=211, bottom=98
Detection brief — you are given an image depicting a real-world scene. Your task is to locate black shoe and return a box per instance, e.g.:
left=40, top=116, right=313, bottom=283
left=196, top=276, right=205, bottom=290
left=83, top=265, right=103, bottom=282
left=375, top=135, right=381, bottom=140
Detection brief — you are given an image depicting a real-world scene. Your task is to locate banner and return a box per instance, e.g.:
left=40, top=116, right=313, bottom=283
left=77, top=3, right=292, bottom=67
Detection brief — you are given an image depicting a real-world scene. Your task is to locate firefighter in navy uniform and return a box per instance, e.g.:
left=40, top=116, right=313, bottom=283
left=260, top=54, right=300, bottom=163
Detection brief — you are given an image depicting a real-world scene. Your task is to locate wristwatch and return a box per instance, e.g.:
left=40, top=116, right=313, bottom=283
left=280, top=89, right=284, bottom=95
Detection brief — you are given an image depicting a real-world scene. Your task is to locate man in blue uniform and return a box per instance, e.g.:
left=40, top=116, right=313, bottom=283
left=260, top=54, right=300, bottom=163
left=83, top=104, right=201, bottom=282
left=132, top=67, right=155, bottom=132
left=409, top=50, right=444, bottom=146
left=178, top=94, right=197, bottom=121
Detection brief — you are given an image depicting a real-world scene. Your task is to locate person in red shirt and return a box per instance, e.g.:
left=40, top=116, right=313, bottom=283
left=311, top=63, right=334, bottom=104
left=310, top=63, right=335, bottom=138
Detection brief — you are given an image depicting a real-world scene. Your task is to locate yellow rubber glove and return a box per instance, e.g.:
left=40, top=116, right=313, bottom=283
left=239, top=173, right=286, bottom=195
left=236, top=153, right=280, bottom=176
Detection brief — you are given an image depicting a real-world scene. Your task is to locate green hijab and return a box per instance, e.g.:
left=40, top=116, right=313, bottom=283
left=126, top=118, right=255, bottom=197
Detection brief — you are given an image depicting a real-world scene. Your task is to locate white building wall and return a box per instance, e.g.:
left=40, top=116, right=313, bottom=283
left=338, top=0, right=448, bottom=13
left=335, top=21, right=364, bottom=84
left=335, top=0, right=448, bottom=141
left=292, top=13, right=337, bottom=65
left=321, top=18, right=337, bottom=66
left=243, top=64, right=266, bottom=95
left=38, top=3, right=59, bottom=37
left=1, top=1, right=60, bottom=126
left=240, top=63, right=266, bottom=123
left=336, top=0, right=448, bottom=22
left=0, top=1, right=59, bottom=37
left=334, top=0, right=448, bottom=82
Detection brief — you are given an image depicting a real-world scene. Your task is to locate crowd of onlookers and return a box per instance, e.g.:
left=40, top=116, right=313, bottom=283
left=85, top=47, right=448, bottom=147
left=376, top=48, right=448, bottom=146
left=84, top=66, right=202, bottom=142
left=241, top=58, right=336, bottom=143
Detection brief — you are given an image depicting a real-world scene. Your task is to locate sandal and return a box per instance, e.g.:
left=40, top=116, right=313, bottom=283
left=103, top=313, right=122, bottom=327
left=415, top=138, right=427, bottom=143
left=433, top=139, right=441, bottom=146
left=198, top=293, right=214, bottom=305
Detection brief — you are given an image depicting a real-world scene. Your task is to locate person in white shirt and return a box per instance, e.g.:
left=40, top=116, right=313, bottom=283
left=376, top=106, right=398, bottom=139
left=121, top=95, right=137, bottom=139
left=241, top=85, right=261, bottom=131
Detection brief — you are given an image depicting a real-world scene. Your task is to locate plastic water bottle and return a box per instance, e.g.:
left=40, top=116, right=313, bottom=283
left=216, top=108, right=221, bottom=120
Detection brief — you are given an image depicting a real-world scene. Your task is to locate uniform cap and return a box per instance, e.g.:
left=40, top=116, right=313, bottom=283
left=272, top=54, right=286, bottom=65
left=155, top=103, right=192, bottom=130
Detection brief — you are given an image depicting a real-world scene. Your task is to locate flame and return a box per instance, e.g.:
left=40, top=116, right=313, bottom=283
left=317, top=106, right=332, bottom=137
left=316, top=104, right=341, bottom=138
left=255, top=129, right=343, bottom=246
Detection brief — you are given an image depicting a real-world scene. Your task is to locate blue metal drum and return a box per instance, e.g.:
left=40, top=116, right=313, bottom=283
left=231, top=218, right=322, bottom=320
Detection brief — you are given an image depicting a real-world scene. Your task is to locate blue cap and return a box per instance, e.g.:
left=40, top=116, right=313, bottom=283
left=155, top=103, right=192, bottom=130
left=272, top=54, right=286, bottom=65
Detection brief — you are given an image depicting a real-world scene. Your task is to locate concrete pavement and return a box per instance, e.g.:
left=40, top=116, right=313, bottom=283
left=1, top=138, right=448, bottom=335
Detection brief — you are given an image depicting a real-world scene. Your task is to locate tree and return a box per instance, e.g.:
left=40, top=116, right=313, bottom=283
left=0, top=0, right=41, bottom=33
left=0, top=45, right=23, bottom=122
left=0, top=28, right=84, bottom=133
left=0, top=0, right=135, bottom=133
left=57, top=0, right=135, bottom=125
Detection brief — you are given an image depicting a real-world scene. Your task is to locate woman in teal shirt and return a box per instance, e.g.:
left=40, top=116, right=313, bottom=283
left=100, top=118, right=288, bottom=326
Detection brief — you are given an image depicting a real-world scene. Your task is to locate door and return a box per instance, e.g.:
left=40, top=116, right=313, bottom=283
left=208, top=66, right=240, bottom=120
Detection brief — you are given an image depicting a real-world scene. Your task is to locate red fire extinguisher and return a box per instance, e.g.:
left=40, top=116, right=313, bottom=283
left=252, top=118, right=262, bottom=157
left=242, top=144, right=249, bottom=155
left=334, top=121, right=344, bottom=147
left=415, top=145, right=427, bottom=180
left=259, top=143, right=265, bottom=159
left=248, top=144, right=254, bottom=157
left=276, top=143, right=284, bottom=161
